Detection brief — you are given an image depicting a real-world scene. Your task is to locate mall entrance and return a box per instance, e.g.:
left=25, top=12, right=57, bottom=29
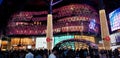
left=54, top=39, right=97, bottom=50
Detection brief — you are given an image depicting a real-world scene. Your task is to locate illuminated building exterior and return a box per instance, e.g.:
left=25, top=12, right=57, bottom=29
left=3, top=4, right=101, bottom=50
left=0, top=0, right=119, bottom=51
left=109, top=8, right=120, bottom=50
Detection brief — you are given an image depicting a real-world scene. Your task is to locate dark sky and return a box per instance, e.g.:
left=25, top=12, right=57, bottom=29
left=0, top=0, right=2, bottom=4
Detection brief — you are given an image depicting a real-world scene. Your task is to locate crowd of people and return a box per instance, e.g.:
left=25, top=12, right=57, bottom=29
left=0, top=46, right=120, bottom=58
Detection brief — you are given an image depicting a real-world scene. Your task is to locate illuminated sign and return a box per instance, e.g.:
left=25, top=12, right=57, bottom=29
left=109, top=8, right=120, bottom=31
left=54, top=35, right=74, bottom=45
left=35, top=37, right=47, bottom=49
left=110, top=32, right=120, bottom=46
left=35, top=37, right=54, bottom=49
left=74, top=35, right=95, bottom=43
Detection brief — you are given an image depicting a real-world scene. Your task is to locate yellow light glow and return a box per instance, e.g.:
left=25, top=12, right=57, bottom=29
left=74, top=35, right=95, bottom=43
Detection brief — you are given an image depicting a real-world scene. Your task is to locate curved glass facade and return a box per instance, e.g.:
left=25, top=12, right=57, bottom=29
left=7, top=4, right=100, bottom=35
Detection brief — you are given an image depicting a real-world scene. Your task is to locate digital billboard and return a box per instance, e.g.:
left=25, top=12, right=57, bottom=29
left=109, top=8, right=120, bottom=31
left=88, top=19, right=99, bottom=33
left=110, top=32, right=120, bottom=46
left=115, top=33, right=120, bottom=45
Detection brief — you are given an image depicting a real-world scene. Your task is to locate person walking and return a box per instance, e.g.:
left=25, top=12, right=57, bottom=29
left=25, top=49, right=34, bottom=58
left=49, top=47, right=59, bottom=58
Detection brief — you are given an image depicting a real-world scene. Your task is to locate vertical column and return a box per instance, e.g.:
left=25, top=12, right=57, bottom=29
left=46, top=14, right=53, bottom=50
left=0, top=35, right=3, bottom=49
left=46, top=0, right=53, bottom=50
left=46, top=0, right=62, bottom=50
left=0, top=39, right=1, bottom=49
left=99, top=9, right=110, bottom=49
left=0, top=35, right=1, bottom=48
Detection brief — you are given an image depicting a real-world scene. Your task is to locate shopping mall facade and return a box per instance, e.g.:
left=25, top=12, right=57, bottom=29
left=0, top=2, right=120, bottom=51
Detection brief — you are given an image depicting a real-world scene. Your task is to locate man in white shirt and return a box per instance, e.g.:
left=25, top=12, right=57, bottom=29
left=25, top=49, right=34, bottom=58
